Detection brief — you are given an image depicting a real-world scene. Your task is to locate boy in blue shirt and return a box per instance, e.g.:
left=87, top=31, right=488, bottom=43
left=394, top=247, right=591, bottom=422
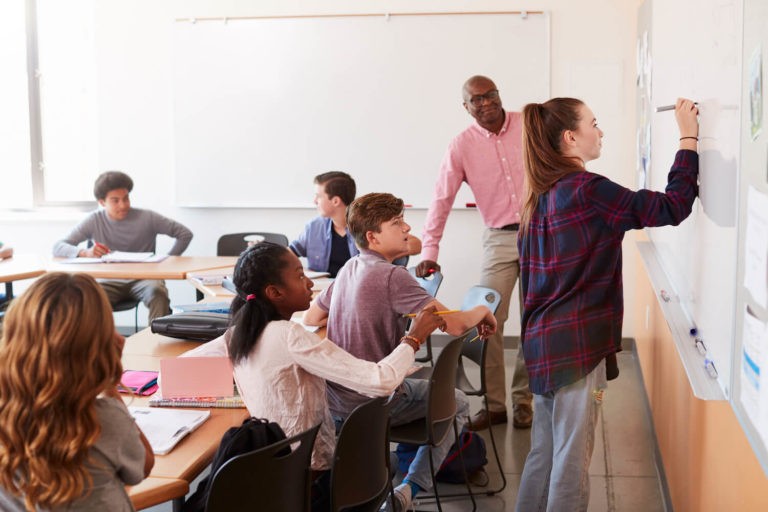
left=290, top=171, right=420, bottom=277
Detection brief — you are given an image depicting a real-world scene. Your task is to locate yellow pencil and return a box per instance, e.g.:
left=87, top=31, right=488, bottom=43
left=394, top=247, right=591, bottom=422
left=402, top=309, right=460, bottom=318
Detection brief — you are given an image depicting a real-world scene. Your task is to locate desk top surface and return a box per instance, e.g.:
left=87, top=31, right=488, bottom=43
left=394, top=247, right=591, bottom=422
left=48, top=255, right=238, bottom=280
left=0, top=255, right=47, bottom=283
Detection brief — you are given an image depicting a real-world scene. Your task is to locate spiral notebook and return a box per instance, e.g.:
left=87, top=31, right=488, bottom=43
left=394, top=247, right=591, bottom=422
left=148, top=394, right=245, bottom=408
left=153, top=356, right=243, bottom=408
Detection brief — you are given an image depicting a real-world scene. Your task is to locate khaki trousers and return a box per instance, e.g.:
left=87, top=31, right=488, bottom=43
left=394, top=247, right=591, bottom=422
left=479, top=228, right=532, bottom=412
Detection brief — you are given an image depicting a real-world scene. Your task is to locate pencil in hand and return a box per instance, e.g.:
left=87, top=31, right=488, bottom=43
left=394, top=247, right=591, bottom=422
left=402, top=309, right=460, bottom=318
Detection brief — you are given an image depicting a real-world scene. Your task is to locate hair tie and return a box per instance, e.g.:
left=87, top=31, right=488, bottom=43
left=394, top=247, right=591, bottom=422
left=245, top=294, right=256, bottom=302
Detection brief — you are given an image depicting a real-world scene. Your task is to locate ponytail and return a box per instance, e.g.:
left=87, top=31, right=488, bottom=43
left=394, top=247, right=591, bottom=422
left=520, top=98, right=587, bottom=233
left=227, top=242, right=291, bottom=364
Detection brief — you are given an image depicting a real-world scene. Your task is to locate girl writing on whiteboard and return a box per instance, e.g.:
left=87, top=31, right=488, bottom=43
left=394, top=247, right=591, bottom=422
left=515, top=98, right=699, bottom=512
left=0, top=273, right=154, bottom=511
left=182, top=242, right=446, bottom=510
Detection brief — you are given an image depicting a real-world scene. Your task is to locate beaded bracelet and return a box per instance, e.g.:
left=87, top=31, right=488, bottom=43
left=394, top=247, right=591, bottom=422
left=679, top=136, right=698, bottom=141
left=400, top=335, right=421, bottom=352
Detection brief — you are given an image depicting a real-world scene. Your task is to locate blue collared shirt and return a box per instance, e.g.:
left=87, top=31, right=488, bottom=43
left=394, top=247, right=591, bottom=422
left=290, top=216, right=359, bottom=274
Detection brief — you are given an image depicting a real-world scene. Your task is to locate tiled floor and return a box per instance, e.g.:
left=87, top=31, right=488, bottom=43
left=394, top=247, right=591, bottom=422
left=143, top=347, right=667, bottom=512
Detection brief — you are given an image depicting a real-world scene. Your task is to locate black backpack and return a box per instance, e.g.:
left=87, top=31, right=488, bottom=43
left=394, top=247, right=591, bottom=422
left=181, top=417, right=286, bottom=512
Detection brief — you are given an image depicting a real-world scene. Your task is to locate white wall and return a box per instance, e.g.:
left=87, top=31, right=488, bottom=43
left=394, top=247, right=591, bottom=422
left=1, top=0, right=643, bottom=336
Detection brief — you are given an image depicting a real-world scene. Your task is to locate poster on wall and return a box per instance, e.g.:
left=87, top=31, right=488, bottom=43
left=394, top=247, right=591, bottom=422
left=744, top=186, right=768, bottom=308
left=740, top=306, right=768, bottom=449
left=749, top=45, right=763, bottom=141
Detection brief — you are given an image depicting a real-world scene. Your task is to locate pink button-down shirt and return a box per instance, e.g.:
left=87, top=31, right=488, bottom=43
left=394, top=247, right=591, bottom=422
left=422, top=111, right=524, bottom=262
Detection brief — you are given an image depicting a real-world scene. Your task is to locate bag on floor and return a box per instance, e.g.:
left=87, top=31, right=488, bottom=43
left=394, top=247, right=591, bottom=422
left=180, top=417, right=286, bottom=512
left=395, top=426, right=488, bottom=484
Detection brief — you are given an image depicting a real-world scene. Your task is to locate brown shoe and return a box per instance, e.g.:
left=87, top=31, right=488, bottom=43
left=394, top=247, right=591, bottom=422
left=467, top=409, right=507, bottom=431
left=513, top=403, right=533, bottom=429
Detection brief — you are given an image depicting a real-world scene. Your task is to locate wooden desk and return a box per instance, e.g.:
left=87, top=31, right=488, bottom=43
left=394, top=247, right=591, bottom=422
left=0, top=255, right=46, bottom=302
left=187, top=266, right=236, bottom=299
left=123, top=328, right=248, bottom=510
left=48, top=256, right=238, bottom=280
left=127, top=478, right=189, bottom=511
left=0, top=255, right=46, bottom=283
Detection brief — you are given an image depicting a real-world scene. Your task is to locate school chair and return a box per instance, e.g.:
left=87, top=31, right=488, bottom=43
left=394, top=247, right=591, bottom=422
left=409, top=285, right=505, bottom=497
left=216, top=232, right=289, bottom=257
left=83, top=239, right=141, bottom=332
left=330, top=396, right=394, bottom=512
left=205, top=423, right=320, bottom=512
left=406, top=267, right=444, bottom=365
left=112, top=298, right=140, bottom=333
left=388, top=335, right=476, bottom=512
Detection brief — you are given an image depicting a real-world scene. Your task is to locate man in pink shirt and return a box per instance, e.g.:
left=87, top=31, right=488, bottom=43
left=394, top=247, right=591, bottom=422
left=416, top=75, right=533, bottom=430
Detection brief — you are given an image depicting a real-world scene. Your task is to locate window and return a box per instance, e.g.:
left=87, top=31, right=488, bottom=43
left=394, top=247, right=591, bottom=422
left=0, top=0, right=32, bottom=208
left=1, top=0, right=98, bottom=208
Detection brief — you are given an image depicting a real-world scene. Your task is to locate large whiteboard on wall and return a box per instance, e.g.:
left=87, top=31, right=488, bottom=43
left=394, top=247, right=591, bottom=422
left=645, top=0, right=741, bottom=396
left=172, top=12, right=550, bottom=207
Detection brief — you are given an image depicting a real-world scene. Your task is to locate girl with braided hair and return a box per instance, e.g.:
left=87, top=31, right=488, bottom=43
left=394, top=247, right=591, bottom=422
left=183, top=242, right=445, bottom=477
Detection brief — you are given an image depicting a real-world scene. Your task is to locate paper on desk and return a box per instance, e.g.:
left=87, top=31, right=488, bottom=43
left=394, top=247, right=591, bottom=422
left=129, top=406, right=210, bottom=455
left=304, top=269, right=331, bottom=279
left=59, top=252, right=168, bottom=264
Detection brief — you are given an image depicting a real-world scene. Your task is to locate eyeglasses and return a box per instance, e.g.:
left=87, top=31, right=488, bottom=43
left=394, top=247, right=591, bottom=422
left=467, top=90, right=500, bottom=107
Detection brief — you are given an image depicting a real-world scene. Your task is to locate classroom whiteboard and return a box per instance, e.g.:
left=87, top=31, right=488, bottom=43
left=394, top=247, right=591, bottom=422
left=172, top=12, right=550, bottom=207
left=645, top=0, right=742, bottom=397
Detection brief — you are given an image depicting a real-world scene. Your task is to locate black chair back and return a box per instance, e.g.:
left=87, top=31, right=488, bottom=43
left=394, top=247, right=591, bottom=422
left=331, top=397, right=393, bottom=512
left=216, top=232, right=289, bottom=256
left=205, top=423, right=320, bottom=512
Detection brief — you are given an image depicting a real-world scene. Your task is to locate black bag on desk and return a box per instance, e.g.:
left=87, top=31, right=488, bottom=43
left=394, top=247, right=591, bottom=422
left=150, top=312, right=229, bottom=342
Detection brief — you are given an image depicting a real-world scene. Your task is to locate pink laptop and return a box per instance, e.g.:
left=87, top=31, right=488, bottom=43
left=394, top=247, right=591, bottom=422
left=160, top=357, right=234, bottom=398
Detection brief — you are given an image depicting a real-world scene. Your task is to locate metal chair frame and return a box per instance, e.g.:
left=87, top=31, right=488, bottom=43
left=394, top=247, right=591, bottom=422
left=410, top=285, right=507, bottom=498
left=388, top=335, right=476, bottom=512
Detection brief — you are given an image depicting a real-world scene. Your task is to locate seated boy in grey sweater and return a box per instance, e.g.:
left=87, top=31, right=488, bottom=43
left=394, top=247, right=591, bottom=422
left=53, top=171, right=193, bottom=321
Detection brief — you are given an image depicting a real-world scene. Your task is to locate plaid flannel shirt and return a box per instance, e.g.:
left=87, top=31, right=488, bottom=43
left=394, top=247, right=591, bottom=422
left=518, top=150, right=699, bottom=394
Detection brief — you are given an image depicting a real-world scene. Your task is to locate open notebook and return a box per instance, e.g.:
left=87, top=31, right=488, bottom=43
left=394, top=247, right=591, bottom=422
left=62, top=251, right=168, bottom=264
left=129, top=407, right=210, bottom=454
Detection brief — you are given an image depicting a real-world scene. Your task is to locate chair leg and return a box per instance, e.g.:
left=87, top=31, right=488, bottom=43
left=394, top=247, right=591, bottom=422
left=427, top=444, right=443, bottom=512
left=483, top=395, right=508, bottom=495
left=452, top=418, right=476, bottom=511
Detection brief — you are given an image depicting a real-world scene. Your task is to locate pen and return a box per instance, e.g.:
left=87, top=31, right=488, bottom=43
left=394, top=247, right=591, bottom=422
left=402, top=309, right=460, bottom=318
left=655, top=102, right=698, bottom=112
left=137, top=378, right=158, bottom=395
left=94, top=242, right=110, bottom=253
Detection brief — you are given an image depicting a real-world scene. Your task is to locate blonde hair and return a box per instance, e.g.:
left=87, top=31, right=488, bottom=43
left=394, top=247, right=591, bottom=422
left=0, top=273, right=121, bottom=510
left=520, top=98, right=587, bottom=233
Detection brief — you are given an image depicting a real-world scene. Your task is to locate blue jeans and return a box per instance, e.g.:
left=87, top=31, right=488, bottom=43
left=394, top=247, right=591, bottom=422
left=333, top=378, right=470, bottom=493
left=515, top=361, right=607, bottom=512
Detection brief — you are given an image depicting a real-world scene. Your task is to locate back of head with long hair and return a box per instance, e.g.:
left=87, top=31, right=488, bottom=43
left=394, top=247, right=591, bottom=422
left=227, top=242, right=292, bottom=364
left=0, top=272, right=121, bottom=510
left=520, top=97, right=587, bottom=232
